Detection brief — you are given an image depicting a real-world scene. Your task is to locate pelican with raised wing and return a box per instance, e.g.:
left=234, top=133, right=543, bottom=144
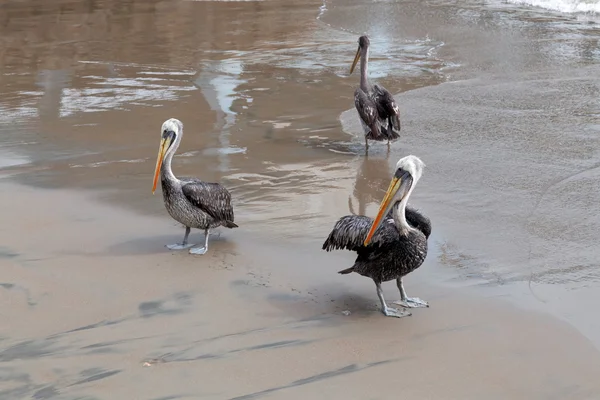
left=322, top=155, right=431, bottom=318
left=152, top=118, right=238, bottom=255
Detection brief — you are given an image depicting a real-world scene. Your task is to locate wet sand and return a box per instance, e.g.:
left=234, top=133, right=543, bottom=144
left=2, top=0, right=600, bottom=398
left=3, top=182, right=600, bottom=400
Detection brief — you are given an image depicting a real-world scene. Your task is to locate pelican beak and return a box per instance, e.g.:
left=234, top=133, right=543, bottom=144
left=363, top=169, right=413, bottom=246
left=350, top=45, right=361, bottom=75
left=152, top=134, right=173, bottom=194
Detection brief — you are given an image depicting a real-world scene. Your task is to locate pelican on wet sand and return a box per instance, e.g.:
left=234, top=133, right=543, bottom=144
left=350, top=35, right=401, bottom=152
left=322, top=155, right=431, bottom=318
left=152, top=118, right=238, bottom=255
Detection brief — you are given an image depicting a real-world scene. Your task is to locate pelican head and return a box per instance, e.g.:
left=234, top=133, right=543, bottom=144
left=350, top=35, right=371, bottom=74
left=152, top=118, right=183, bottom=194
left=364, top=155, right=425, bottom=245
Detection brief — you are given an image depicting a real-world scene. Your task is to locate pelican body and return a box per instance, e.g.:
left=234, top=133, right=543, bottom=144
left=350, top=35, right=401, bottom=151
left=322, top=155, right=431, bottom=318
left=152, top=118, right=238, bottom=255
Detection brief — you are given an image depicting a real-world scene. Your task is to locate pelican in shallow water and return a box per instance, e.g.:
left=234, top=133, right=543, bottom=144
left=350, top=35, right=401, bottom=152
left=322, top=155, right=431, bottom=318
left=152, top=118, right=238, bottom=255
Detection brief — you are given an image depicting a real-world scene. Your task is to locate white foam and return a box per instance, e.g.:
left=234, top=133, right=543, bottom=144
left=58, top=77, right=196, bottom=118
left=504, top=0, right=600, bottom=13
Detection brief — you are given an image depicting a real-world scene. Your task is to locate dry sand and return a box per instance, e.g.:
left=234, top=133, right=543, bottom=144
left=2, top=180, right=600, bottom=400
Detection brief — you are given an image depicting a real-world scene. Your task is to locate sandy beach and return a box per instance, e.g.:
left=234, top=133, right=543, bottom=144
left=3, top=182, right=600, bottom=400
left=2, top=0, right=600, bottom=399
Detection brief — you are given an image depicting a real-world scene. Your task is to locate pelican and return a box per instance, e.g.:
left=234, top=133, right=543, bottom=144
left=152, top=118, right=238, bottom=255
left=322, top=155, right=431, bottom=318
left=350, top=35, right=401, bottom=152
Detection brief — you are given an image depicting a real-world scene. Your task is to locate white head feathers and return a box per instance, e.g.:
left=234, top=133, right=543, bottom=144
left=396, top=155, right=425, bottom=183
left=161, top=118, right=183, bottom=136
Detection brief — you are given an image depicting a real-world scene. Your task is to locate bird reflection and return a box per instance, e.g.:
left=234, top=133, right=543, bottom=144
left=348, top=149, right=392, bottom=217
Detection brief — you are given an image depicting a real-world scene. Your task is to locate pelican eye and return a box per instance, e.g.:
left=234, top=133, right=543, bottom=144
left=162, top=129, right=176, bottom=140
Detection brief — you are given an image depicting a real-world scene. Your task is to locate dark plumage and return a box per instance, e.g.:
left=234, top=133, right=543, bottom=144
left=350, top=35, right=401, bottom=151
left=161, top=177, right=237, bottom=230
left=354, top=88, right=380, bottom=140
left=322, top=205, right=430, bottom=280
left=322, top=155, right=430, bottom=318
left=372, top=84, right=401, bottom=137
left=182, top=181, right=238, bottom=228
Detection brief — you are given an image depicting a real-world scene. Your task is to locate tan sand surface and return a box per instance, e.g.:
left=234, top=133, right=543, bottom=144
left=2, top=181, right=600, bottom=400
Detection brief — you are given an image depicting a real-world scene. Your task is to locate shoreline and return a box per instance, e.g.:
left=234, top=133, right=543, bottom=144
left=2, top=179, right=600, bottom=399
left=339, top=65, right=600, bottom=352
left=1, top=0, right=600, bottom=398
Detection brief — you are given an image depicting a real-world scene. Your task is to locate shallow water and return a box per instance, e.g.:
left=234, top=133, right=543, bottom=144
left=1, top=0, right=600, bottom=371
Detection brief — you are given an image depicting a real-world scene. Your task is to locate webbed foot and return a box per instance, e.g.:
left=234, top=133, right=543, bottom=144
left=394, top=297, right=429, bottom=308
left=166, top=243, right=196, bottom=250
left=382, top=306, right=412, bottom=318
left=189, top=247, right=208, bottom=255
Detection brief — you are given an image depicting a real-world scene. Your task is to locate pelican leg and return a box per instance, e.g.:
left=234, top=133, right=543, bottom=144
left=166, top=227, right=196, bottom=250
left=365, top=136, right=369, bottom=153
left=189, top=229, right=210, bottom=255
left=393, top=278, right=429, bottom=308
left=375, top=281, right=411, bottom=318
left=349, top=196, right=356, bottom=215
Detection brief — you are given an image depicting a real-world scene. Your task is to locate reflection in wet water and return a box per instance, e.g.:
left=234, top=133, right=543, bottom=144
left=0, top=0, right=599, bottom=265
left=0, top=147, right=32, bottom=169
left=60, top=66, right=197, bottom=117
left=1, top=0, right=600, bottom=269
left=348, top=153, right=392, bottom=217
left=0, top=0, right=456, bottom=234
left=35, top=69, right=71, bottom=121
left=194, top=59, right=246, bottom=172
